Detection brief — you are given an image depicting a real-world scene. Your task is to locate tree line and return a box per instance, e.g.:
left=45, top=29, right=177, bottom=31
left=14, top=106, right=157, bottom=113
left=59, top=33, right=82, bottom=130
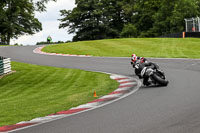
left=59, top=0, right=200, bottom=41
left=0, top=0, right=56, bottom=45
left=1, top=0, right=200, bottom=45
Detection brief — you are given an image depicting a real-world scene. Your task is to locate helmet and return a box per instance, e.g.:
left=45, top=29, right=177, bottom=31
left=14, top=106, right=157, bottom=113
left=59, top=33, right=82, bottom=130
left=140, top=57, right=145, bottom=63
left=131, top=54, right=137, bottom=62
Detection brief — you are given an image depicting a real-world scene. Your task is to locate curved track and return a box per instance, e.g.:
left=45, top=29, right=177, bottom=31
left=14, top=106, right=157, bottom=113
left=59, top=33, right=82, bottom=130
left=1, top=46, right=200, bottom=133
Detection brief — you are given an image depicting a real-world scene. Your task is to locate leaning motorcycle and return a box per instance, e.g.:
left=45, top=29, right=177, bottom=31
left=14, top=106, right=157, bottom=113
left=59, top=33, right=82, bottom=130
left=134, top=61, right=169, bottom=86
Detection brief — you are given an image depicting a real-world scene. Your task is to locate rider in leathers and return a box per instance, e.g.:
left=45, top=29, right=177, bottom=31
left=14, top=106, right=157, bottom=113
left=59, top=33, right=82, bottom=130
left=131, top=54, right=159, bottom=86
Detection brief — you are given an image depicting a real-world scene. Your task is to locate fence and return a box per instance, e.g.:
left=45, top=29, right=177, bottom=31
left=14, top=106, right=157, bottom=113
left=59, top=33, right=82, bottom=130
left=0, top=56, right=11, bottom=76
left=184, top=17, right=200, bottom=32
left=160, top=32, right=200, bottom=38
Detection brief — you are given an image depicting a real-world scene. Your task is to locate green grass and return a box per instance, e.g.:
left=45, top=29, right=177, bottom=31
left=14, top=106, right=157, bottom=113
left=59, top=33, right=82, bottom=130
left=0, top=62, right=119, bottom=126
left=42, top=38, right=200, bottom=59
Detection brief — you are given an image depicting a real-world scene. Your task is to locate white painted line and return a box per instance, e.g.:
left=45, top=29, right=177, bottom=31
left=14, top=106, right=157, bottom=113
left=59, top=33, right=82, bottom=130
left=115, top=87, right=132, bottom=91
left=119, top=82, right=136, bottom=86
left=118, top=79, right=135, bottom=83
left=71, top=102, right=100, bottom=109
left=100, top=93, right=123, bottom=99
left=110, top=75, right=128, bottom=79
left=17, top=115, right=66, bottom=124
left=29, top=115, right=66, bottom=123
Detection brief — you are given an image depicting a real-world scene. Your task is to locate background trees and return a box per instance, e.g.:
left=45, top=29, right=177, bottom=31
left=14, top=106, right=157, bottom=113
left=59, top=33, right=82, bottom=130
left=1, top=0, right=199, bottom=44
left=146, top=0, right=200, bottom=37
left=0, top=0, right=56, bottom=45
left=59, top=0, right=125, bottom=41
left=59, top=0, right=200, bottom=41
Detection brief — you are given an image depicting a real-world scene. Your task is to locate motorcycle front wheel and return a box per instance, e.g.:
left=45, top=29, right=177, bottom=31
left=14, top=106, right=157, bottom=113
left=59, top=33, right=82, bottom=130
left=151, top=73, right=169, bottom=86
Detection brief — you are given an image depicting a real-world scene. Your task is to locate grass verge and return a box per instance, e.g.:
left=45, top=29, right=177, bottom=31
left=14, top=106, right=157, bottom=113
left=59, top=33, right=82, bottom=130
left=0, top=45, right=9, bottom=46
left=42, top=38, right=200, bottom=59
left=0, top=62, right=119, bottom=126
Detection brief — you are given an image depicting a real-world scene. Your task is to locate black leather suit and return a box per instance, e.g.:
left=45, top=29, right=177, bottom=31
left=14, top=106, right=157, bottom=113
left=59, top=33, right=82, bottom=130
left=131, top=58, right=159, bottom=86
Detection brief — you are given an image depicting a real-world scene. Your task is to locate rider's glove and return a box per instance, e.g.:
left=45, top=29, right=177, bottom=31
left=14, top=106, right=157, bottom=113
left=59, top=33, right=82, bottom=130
left=130, top=62, right=136, bottom=68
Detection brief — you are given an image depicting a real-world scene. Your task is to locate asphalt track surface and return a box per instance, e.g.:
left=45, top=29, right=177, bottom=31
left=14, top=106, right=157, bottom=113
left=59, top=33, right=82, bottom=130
left=0, top=46, right=200, bottom=133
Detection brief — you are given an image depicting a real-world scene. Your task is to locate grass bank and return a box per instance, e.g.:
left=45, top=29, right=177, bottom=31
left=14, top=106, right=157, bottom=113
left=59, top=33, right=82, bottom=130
left=0, top=62, right=119, bottom=126
left=42, top=38, right=200, bottom=59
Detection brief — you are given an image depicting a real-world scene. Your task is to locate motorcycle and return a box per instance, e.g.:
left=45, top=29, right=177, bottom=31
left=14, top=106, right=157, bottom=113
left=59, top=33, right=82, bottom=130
left=132, top=60, right=169, bottom=86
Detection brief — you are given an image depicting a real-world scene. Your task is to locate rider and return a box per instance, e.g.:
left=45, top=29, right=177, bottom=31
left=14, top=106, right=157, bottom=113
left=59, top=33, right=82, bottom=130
left=131, top=54, right=159, bottom=86
left=131, top=54, right=147, bottom=64
left=47, top=35, right=52, bottom=44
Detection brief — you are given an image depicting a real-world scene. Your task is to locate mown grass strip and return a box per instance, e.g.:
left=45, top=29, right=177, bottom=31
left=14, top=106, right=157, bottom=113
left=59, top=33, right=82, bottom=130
left=42, top=38, right=200, bottom=59
left=0, top=62, right=119, bottom=126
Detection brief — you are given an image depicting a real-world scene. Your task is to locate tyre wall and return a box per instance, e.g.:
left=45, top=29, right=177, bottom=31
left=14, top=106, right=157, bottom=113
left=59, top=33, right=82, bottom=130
left=0, top=56, right=11, bottom=76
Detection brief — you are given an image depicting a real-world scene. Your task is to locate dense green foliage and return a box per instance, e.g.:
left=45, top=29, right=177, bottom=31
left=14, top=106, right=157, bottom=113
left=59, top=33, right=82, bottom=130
left=59, top=0, right=200, bottom=41
left=59, top=0, right=124, bottom=41
left=43, top=38, right=200, bottom=59
left=0, top=62, right=118, bottom=126
left=136, top=0, right=200, bottom=37
left=0, top=0, right=56, bottom=45
left=59, top=0, right=125, bottom=41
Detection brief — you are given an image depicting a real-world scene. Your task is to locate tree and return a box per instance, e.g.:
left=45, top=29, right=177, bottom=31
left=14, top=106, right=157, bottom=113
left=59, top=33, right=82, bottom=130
left=130, top=0, right=162, bottom=37
left=149, top=0, right=200, bottom=36
left=59, top=0, right=125, bottom=41
left=0, top=0, right=56, bottom=45
left=59, top=0, right=200, bottom=40
left=132, top=0, right=200, bottom=37
left=120, top=23, right=138, bottom=37
left=60, top=0, right=102, bottom=41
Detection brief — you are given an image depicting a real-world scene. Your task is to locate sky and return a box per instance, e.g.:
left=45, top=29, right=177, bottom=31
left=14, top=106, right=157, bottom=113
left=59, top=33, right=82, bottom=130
left=11, top=0, right=76, bottom=45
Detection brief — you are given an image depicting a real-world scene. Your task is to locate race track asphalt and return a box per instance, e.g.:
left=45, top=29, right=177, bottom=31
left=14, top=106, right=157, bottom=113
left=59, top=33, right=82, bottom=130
left=0, top=45, right=200, bottom=133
